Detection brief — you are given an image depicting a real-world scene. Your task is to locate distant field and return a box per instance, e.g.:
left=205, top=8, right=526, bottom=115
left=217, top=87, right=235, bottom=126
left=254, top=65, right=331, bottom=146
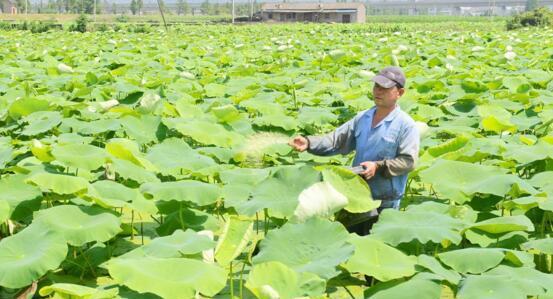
left=366, top=14, right=508, bottom=23
left=0, top=13, right=232, bottom=24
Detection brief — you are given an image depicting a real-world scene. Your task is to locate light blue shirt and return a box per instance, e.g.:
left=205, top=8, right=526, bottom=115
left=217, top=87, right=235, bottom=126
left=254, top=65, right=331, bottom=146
left=307, top=105, right=419, bottom=202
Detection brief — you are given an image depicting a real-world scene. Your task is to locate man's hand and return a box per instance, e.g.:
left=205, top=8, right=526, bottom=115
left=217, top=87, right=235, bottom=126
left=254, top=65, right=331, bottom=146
left=289, top=136, right=309, bottom=152
left=359, top=161, right=378, bottom=180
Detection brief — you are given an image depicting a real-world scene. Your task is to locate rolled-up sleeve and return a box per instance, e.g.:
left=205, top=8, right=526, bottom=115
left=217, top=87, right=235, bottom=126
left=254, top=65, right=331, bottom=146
left=377, top=122, right=420, bottom=177
left=306, top=118, right=357, bottom=156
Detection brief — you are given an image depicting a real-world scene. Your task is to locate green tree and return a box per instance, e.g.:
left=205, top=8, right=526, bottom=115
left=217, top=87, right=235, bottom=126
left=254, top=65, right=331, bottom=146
left=158, top=0, right=167, bottom=13
left=201, top=0, right=209, bottom=15
left=213, top=2, right=220, bottom=15
left=15, top=0, right=30, bottom=13
left=526, top=0, right=539, bottom=11
left=130, top=0, right=138, bottom=15
left=137, top=0, right=143, bottom=14
left=177, top=0, right=189, bottom=15
left=82, top=0, right=98, bottom=14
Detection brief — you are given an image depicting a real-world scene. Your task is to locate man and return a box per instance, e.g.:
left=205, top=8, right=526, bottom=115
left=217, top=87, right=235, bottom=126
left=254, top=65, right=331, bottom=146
left=289, top=66, right=420, bottom=235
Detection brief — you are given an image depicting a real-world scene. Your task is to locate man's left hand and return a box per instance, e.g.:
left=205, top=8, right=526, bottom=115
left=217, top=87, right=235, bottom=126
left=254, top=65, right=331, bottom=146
left=359, top=161, right=378, bottom=180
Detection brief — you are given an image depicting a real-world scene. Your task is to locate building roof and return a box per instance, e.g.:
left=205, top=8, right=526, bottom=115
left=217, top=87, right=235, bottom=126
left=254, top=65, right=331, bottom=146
left=261, top=2, right=366, bottom=12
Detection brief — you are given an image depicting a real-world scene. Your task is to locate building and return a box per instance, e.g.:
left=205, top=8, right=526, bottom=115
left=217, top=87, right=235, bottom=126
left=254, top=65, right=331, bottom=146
left=260, top=2, right=366, bottom=23
left=0, top=0, right=17, bottom=14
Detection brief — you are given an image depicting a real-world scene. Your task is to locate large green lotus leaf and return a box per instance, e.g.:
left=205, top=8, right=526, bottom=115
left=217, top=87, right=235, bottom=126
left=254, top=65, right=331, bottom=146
left=503, top=142, right=553, bottom=164
left=503, top=76, right=531, bottom=94
left=413, top=104, right=444, bottom=122
left=156, top=207, right=220, bottom=237
left=0, top=174, right=42, bottom=220
left=51, top=143, right=107, bottom=171
left=21, top=111, right=62, bottom=136
left=481, top=115, right=517, bottom=134
left=521, top=238, right=553, bottom=255
left=502, top=195, right=545, bottom=212
left=61, top=118, right=121, bottom=135
left=8, top=97, right=50, bottom=119
left=437, top=248, right=504, bottom=274
left=291, top=181, right=348, bottom=223
left=465, top=174, right=537, bottom=198
left=246, top=262, right=326, bottom=299
left=146, top=138, right=215, bottom=174
left=529, top=171, right=553, bottom=189
left=503, top=249, right=535, bottom=268
left=121, top=229, right=216, bottom=259
left=0, top=200, right=9, bottom=223
left=365, top=277, right=442, bottom=299
left=127, top=195, right=158, bottom=215
left=197, top=146, right=236, bottom=164
left=105, top=257, right=226, bottom=298
left=105, top=139, right=157, bottom=171
left=0, top=144, right=12, bottom=169
left=33, top=205, right=121, bottom=246
left=486, top=265, right=553, bottom=293
left=86, top=180, right=141, bottom=208
left=111, top=158, right=160, bottom=184
left=119, top=115, right=161, bottom=145
left=172, top=120, right=244, bottom=148
left=468, top=215, right=534, bottom=234
left=215, top=216, right=253, bottom=265
left=478, top=104, right=513, bottom=121
left=253, top=114, right=299, bottom=131
left=204, top=83, right=227, bottom=97
left=344, top=236, right=416, bottom=282
left=26, top=172, right=89, bottom=195
left=253, top=217, right=352, bottom=279
left=140, top=180, right=220, bottom=206
left=237, top=166, right=320, bottom=218
left=427, top=134, right=470, bottom=157
left=418, top=160, right=506, bottom=203
left=461, top=79, right=488, bottom=93
left=405, top=201, right=478, bottom=224
left=219, top=168, right=271, bottom=185
left=371, top=208, right=466, bottom=246
left=211, top=104, right=241, bottom=123
left=457, top=274, right=538, bottom=299
left=222, top=183, right=253, bottom=210
left=0, top=224, right=68, bottom=288
left=240, top=97, right=286, bottom=115
left=417, top=255, right=461, bottom=285
left=298, top=107, right=338, bottom=127
left=464, top=228, right=528, bottom=248
left=39, top=283, right=118, bottom=299
left=321, top=166, right=380, bottom=213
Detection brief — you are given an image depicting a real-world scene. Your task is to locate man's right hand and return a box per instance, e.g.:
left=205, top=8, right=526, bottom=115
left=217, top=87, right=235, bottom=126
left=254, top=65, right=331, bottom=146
left=289, top=136, right=309, bottom=152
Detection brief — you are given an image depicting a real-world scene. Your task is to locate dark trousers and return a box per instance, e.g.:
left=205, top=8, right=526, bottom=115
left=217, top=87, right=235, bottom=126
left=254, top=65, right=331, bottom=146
left=345, top=199, right=401, bottom=236
left=346, top=215, right=379, bottom=236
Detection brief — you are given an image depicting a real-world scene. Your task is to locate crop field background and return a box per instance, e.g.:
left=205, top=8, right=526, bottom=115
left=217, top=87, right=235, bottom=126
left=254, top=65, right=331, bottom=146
left=0, top=19, right=553, bottom=298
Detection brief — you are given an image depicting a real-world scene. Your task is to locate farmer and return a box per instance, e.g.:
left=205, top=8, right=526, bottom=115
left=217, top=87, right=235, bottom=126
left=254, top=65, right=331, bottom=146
left=289, top=66, right=420, bottom=236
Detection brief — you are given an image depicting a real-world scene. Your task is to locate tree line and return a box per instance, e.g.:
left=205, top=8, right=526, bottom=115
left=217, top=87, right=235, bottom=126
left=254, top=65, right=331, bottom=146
left=1, top=0, right=261, bottom=15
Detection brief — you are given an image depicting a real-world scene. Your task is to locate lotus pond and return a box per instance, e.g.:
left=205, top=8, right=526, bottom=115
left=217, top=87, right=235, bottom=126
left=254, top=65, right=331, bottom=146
left=1, top=24, right=553, bottom=298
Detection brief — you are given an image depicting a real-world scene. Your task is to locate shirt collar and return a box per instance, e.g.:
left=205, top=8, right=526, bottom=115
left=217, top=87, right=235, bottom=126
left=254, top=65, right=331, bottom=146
left=366, top=105, right=401, bottom=126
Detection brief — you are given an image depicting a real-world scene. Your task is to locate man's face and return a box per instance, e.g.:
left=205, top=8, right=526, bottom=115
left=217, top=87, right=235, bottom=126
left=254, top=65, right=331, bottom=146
left=372, top=83, right=404, bottom=109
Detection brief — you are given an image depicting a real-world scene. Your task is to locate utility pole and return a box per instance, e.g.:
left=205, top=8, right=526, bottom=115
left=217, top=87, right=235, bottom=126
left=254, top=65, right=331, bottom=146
left=232, top=0, right=235, bottom=23
left=156, top=0, right=168, bottom=31
left=93, top=0, right=97, bottom=22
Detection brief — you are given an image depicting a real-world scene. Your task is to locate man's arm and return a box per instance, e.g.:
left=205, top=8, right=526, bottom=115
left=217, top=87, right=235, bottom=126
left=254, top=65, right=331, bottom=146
left=376, top=123, right=420, bottom=178
left=305, top=118, right=357, bottom=156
